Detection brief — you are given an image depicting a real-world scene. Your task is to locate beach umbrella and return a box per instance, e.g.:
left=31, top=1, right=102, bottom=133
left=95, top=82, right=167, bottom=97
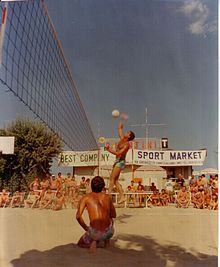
left=199, top=168, right=218, bottom=175
left=192, top=170, right=200, bottom=176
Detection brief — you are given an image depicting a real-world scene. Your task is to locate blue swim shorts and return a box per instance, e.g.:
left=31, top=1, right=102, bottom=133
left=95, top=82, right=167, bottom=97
left=113, top=158, right=126, bottom=170
left=81, top=224, right=114, bottom=245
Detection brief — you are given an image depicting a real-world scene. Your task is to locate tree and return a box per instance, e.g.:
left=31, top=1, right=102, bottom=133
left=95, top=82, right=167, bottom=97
left=0, top=118, right=63, bottom=192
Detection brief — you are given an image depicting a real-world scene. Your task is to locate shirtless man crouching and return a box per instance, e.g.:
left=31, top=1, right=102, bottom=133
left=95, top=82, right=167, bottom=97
left=76, top=176, right=116, bottom=253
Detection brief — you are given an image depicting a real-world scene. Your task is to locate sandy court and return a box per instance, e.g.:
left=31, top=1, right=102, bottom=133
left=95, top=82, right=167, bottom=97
left=0, top=206, right=218, bottom=267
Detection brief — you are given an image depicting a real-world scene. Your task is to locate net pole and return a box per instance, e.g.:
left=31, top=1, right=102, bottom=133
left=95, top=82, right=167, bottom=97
left=0, top=2, right=8, bottom=67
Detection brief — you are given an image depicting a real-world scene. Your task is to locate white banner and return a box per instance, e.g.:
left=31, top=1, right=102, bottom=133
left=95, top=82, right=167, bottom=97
left=59, top=149, right=133, bottom=167
left=59, top=150, right=99, bottom=167
left=133, top=149, right=207, bottom=166
left=59, top=149, right=206, bottom=167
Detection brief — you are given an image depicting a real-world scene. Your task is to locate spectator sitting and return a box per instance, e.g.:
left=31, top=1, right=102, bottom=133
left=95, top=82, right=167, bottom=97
left=79, top=177, right=87, bottom=190
left=192, top=190, right=204, bottom=209
left=160, top=189, right=169, bottom=206
left=24, top=191, right=41, bottom=208
left=50, top=175, right=59, bottom=191
left=137, top=181, right=144, bottom=190
left=209, top=194, right=218, bottom=210
left=85, top=178, right=91, bottom=194
left=211, top=175, right=218, bottom=194
left=40, top=189, right=56, bottom=209
left=53, top=191, right=66, bottom=211
left=209, top=175, right=215, bottom=187
left=130, top=180, right=137, bottom=191
left=151, top=190, right=160, bottom=206
left=0, top=189, right=10, bottom=207
left=196, top=176, right=204, bottom=189
left=203, top=189, right=211, bottom=208
left=176, top=186, right=190, bottom=208
left=190, top=183, right=198, bottom=195
left=144, top=184, right=151, bottom=192
left=29, top=177, right=40, bottom=191
left=176, top=174, right=185, bottom=189
left=136, top=183, right=145, bottom=207
left=126, top=185, right=136, bottom=206
left=10, top=191, right=24, bottom=208
left=150, top=182, right=157, bottom=192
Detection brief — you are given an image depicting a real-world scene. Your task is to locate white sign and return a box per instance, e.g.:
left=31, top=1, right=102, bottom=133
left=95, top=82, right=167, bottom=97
left=0, top=136, right=14, bottom=154
left=133, top=149, right=207, bottom=166
left=59, top=150, right=99, bottom=167
left=59, top=149, right=133, bottom=167
left=59, top=149, right=206, bottom=167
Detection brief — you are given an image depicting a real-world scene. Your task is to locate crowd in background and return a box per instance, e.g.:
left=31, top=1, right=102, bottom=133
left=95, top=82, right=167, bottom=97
left=125, top=174, right=218, bottom=209
left=0, top=173, right=89, bottom=210
left=0, top=172, right=218, bottom=210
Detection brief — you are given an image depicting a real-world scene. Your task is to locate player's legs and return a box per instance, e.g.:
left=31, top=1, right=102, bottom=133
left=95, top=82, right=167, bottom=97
left=108, top=166, right=121, bottom=197
left=115, top=178, right=125, bottom=203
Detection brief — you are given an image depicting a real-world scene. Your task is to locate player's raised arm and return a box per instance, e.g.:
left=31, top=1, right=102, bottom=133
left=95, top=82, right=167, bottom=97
left=118, top=122, right=124, bottom=139
left=118, top=113, right=129, bottom=139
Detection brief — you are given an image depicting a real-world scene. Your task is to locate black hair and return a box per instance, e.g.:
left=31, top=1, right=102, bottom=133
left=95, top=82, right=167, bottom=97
left=128, top=131, right=135, bottom=141
left=91, top=176, right=105, bottom=193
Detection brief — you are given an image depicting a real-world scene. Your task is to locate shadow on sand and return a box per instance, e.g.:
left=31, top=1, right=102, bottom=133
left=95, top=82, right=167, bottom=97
left=11, top=234, right=217, bottom=267
left=115, top=213, right=133, bottom=224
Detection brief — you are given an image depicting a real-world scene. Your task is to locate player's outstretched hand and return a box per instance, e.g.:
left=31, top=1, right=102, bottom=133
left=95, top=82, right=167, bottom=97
left=120, top=113, right=129, bottom=121
left=105, top=144, right=110, bottom=151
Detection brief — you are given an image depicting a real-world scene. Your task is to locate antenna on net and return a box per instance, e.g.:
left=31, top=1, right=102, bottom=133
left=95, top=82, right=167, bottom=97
left=130, top=107, right=167, bottom=147
left=0, top=2, right=8, bottom=67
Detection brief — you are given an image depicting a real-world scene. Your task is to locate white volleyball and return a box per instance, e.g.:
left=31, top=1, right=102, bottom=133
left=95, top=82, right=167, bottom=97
left=112, top=109, right=120, bottom=118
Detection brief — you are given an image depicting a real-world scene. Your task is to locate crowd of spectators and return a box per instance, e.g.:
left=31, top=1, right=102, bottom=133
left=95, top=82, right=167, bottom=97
left=123, top=173, right=218, bottom=209
left=189, top=174, right=218, bottom=210
left=124, top=178, right=171, bottom=207
left=0, top=173, right=91, bottom=210
left=0, top=172, right=218, bottom=210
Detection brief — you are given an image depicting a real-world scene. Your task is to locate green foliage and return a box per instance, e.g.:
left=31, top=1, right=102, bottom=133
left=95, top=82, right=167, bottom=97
left=0, top=118, right=63, bottom=192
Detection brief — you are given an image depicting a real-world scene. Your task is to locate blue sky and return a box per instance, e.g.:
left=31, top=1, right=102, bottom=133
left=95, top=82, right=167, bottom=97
left=0, top=0, right=218, bottom=169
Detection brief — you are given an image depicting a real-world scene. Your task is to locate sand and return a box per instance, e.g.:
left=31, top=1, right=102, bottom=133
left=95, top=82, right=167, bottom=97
left=0, top=206, right=218, bottom=267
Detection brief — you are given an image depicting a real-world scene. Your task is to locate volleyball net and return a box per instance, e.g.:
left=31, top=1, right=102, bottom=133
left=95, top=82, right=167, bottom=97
left=0, top=0, right=98, bottom=151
